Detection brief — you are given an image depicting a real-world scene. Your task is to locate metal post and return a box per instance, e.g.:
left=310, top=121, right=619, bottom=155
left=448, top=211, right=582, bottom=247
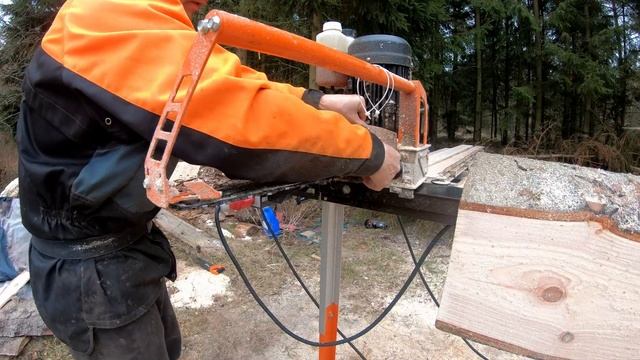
left=319, top=202, right=344, bottom=360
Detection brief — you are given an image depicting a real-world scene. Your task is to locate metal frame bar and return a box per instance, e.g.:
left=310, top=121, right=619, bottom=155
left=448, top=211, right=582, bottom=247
left=319, top=202, right=345, bottom=360
left=174, top=180, right=463, bottom=225
left=144, top=22, right=221, bottom=208
left=304, top=181, right=462, bottom=225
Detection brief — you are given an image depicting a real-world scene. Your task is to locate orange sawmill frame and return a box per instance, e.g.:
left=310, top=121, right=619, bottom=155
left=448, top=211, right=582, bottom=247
left=143, top=10, right=430, bottom=360
left=144, top=9, right=428, bottom=207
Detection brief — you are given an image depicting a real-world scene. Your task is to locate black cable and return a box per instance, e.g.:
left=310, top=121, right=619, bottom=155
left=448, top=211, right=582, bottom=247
left=397, top=216, right=490, bottom=360
left=214, top=205, right=451, bottom=347
left=259, top=208, right=367, bottom=360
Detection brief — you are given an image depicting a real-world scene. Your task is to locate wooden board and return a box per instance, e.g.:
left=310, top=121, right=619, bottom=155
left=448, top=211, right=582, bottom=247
left=427, top=145, right=473, bottom=166
left=154, top=209, right=222, bottom=258
left=437, top=210, right=640, bottom=359
left=0, top=272, right=30, bottom=310
left=427, top=146, right=482, bottom=181
left=0, top=178, right=19, bottom=198
left=0, top=336, right=29, bottom=357
left=436, top=153, right=640, bottom=360
left=428, top=145, right=473, bottom=167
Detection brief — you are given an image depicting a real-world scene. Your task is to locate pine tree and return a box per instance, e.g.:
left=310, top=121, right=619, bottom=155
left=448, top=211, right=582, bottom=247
left=0, top=0, right=63, bottom=134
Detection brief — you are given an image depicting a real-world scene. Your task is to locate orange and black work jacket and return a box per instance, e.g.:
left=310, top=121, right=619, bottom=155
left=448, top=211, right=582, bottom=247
left=18, top=0, right=383, bottom=353
left=18, top=0, right=384, bottom=247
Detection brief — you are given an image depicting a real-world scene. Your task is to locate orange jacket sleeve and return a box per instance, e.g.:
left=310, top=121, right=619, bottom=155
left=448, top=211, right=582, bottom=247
left=38, top=0, right=384, bottom=182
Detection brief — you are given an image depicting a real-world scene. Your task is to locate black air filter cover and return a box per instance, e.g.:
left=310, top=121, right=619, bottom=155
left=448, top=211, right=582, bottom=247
left=348, top=35, right=412, bottom=67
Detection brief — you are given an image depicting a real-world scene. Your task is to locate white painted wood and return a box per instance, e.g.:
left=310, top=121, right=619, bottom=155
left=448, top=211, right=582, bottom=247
left=0, top=272, right=30, bottom=309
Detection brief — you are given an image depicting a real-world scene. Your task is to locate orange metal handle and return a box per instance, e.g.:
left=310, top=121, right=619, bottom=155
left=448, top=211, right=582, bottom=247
left=146, top=11, right=428, bottom=208
left=209, top=10, right=416, bottom=94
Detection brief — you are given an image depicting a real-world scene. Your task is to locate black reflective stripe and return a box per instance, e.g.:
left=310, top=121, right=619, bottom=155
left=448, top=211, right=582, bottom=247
left=174, top=126, right=385, bottom=181
left=29, top=49, right=384, bottom=183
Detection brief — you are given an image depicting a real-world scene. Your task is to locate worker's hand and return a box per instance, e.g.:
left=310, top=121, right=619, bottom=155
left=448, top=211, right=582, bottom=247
left=318, top=94, right=367, bottom=126
left=363, top=143, right=401, bottom=191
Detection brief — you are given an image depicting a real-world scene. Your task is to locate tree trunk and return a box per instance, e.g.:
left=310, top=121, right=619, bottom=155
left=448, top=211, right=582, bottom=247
left=429, top=34, right=445, bottom=144
left=505, top=17, right=513, bottom=141
left=533, top=0, right=543, bottom=135
left=572, top=83, right=578, bottom=136
left=525, top=65, right=532, bottom=142
left=236, top=49, right=248, bottom=65
left=491, top=22, right=498, bottom=140
left=308, top=11, right=322, bottom=89
left=562, top=88, right=571, bottom=139
left=447, top=56, right=458, bottom=143
left=492, top=79, right=498, bottom=140
left=619, top=2, right=628, bottom=132
left=474, top=7, right=483, bottom=143
left=611, top=0, right=624, bottom=132
left=584, top=2, right=594, bottom=137
left=430, top=80, right=439, bottom=145
left=447, top=88, right=458, bottom=142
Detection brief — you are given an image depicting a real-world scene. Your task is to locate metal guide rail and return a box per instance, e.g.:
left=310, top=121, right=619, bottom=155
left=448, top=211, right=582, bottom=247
left=173, top=178, right=463, bottom=225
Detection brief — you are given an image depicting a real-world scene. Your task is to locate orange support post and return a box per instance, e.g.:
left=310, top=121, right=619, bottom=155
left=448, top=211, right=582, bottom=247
left=319, top=303, right=340, bottom=360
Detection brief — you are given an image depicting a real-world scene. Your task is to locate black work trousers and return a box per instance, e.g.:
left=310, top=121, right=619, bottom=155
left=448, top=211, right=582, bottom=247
left=29, top=227, right=181, bottom=359
left=70, top=285, right=181, bottom=360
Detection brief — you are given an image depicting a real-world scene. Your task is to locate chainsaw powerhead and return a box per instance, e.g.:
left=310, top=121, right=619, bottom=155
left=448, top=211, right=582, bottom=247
left=347, top=35, right=430, bottom=199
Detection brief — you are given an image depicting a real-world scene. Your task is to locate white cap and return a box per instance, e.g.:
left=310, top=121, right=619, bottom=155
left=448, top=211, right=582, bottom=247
left=323, top=21, right=342, bottom=32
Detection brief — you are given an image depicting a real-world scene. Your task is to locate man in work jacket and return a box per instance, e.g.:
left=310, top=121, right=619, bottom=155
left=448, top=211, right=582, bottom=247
left=17, top=0, right=400, bottom=359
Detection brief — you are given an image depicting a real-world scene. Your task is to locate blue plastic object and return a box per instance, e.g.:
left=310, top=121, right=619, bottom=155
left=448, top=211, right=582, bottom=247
left=0, top=227, right=17, bottom=282
left=261, top=206, right=282, bottom=238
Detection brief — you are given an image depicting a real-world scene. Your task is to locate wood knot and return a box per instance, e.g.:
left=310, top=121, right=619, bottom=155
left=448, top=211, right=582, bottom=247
left=541, top=286, right=565, bottom=303
left=559, top=331, right=574, bottom=343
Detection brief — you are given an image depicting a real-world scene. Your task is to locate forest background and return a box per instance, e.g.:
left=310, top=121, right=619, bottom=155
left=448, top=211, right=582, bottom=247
left=1, top=0, right=639, bottom=189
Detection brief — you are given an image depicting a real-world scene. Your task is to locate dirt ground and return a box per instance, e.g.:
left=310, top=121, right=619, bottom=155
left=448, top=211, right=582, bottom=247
left=7, top=200, right=525, bottom=360
left=0, top=132, right=18, bottom=191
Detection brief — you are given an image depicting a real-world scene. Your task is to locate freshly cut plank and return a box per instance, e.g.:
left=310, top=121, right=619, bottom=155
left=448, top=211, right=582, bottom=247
left=428, top=145, right=473, bottom=166
left=427, top=146, right=482, bottom=181
left=436, top=153, right=640, bottom=360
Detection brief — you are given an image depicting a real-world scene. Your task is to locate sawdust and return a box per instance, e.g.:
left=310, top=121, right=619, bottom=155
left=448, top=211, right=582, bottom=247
left=168, top=261, right=232, bottom=309
left=464, top=153, right=640, bottom=234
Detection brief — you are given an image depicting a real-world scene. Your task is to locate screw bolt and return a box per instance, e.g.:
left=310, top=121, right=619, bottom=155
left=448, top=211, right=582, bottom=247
left=197, top=19, right=208, bottom=33
left=210, top=16, right=221, bottom=31
left=198, top=15, right=221, bottom=33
